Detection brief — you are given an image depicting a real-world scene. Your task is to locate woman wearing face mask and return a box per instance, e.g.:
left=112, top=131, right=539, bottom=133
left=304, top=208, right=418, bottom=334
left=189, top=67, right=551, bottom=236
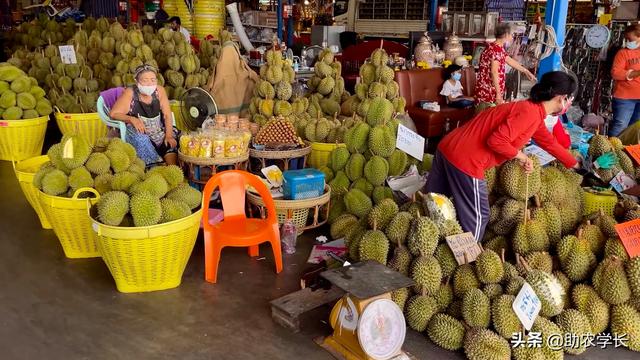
left=109, top=65, right=178, bottom=165
left=425, top=71, right=578, bottom=242
left=475, top=23, right=537, bottom=110
left=609, top=24, right=640, bottom=137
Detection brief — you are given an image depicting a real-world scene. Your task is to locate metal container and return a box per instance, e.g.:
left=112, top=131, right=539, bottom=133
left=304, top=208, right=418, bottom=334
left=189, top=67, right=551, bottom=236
left=413, top=32, right=435, bottom=65
left=444, top=34, right=464, bottom=61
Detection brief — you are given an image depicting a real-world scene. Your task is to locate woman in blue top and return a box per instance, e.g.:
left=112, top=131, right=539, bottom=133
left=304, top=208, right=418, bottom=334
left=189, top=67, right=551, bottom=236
left=109, top=65, right=178, bottom=165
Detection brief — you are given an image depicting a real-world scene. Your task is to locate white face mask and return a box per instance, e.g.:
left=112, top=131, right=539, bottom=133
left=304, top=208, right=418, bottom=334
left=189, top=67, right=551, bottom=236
left=138, top=84, right=156, bottom=96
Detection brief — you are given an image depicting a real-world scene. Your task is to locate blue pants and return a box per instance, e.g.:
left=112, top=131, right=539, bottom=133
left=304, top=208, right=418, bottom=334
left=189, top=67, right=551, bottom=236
left=609, top=98, right=640, bottom=137
left=425, top=151, right=489, bottom=242
left=449, top=99, right=475, bottom=109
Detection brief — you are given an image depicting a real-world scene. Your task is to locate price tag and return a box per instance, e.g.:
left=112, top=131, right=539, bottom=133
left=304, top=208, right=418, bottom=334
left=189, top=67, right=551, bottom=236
left=614, top=219, right=640, bottom=258
left=610, top=170, right=637, bottom=194
left=513, top=282, right=541, bottom=331
left=58, top=45, right=77, bottom=64
left=445, top=232, right=482, bottom=265
left=523, top=144, right=555, bottom=166
left=396, top=124, right=425, bottom=161
left=625, top=145, right=640, bottom=166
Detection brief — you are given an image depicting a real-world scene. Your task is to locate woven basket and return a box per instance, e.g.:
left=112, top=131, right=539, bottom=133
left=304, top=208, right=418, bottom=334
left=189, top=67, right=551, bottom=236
left=249, top=144, right=311, bottom=172
left=54, top=110, right=108, bottom=146
left=13, top=155, right=51, bottom=229
left=0, top=116, right=49, bottom=161
left=91, top=208, right=202, bottom=293
left=38, top=188, right=100, bottom=258
left=247, top=185, right=331, bottom=234
left=178, top=151, right=249, bottom=189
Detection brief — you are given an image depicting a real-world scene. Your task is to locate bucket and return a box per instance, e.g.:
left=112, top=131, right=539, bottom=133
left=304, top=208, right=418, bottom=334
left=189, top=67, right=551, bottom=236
left=14, top=155, right=51, bottom=229
left=308, top=142, right=346, bottom=169
left=0, top=116, right=49, bottom=161
left=54, top=110, right=108, bottom=146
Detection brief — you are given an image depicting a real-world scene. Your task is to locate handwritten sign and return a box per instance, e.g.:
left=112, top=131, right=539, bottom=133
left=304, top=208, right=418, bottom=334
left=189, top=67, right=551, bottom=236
left=614, top=219, right=640, bottom=258
left=524, top=144, right=556, bottom=166
left=396, top=124, right=425, bottom=161
left=610, top=170, right=637, bottom=194
left=625, top=145, right=640, bottom=166
left=445, top=232, right=482, bottom=265
left=58, top=45, right=77, bottom=64
left=513, top=282, right=541, bottom=331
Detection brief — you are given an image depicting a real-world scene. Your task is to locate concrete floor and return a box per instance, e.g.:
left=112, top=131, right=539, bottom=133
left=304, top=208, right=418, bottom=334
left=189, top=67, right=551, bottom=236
left=0, top=159, right=637, bottom=360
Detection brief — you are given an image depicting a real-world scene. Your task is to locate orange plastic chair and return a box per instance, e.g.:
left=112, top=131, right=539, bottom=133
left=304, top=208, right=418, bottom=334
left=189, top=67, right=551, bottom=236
left=201, top=170, right=283, bottom=283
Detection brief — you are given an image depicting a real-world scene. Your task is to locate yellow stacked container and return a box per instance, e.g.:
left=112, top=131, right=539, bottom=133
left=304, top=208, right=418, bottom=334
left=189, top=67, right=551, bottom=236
left=193, top=0, right=226, bottom=39
left=163, top=0, right=178, bottom=15
left=175, top=0, right=194, bottom=32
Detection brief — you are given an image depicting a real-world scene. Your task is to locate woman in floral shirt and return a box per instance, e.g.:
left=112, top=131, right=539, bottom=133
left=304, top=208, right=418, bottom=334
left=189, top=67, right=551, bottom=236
left=476, top=23, right=537, bottom=110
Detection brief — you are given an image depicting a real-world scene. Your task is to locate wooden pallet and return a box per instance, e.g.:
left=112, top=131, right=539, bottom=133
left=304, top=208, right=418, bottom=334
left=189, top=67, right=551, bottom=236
left=270, top=286, right=345, bottom=332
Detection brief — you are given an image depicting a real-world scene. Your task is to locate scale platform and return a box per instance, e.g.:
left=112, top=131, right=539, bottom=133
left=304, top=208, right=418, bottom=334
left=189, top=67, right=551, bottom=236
left=320, top=260, right=415, bottom=299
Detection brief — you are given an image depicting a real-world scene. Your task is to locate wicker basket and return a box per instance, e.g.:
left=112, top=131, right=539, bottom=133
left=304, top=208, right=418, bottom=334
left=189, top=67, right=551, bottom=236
left=13, top=155, right=51, bottom=229
left=0, top=115, right=49, bottom=161
left=178, top=151, right=249, bottom=190
left=90, top=208, right=202, bottom=293
left=249, top=144, right=311, bottom=172
left=54, top=110, right=108, bottom=146
left=38, top=188, right=100, bottom=258
left=247, top=185, right=331, bottom=234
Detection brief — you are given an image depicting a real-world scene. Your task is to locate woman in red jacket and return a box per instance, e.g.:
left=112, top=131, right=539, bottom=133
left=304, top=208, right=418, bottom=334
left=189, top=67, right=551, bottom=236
left=426, top=71, right=579, bottom=241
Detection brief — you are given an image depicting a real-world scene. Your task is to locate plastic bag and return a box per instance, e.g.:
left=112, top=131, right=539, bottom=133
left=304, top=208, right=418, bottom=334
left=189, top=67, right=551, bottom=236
left=280, top=220, right=297, bottom=254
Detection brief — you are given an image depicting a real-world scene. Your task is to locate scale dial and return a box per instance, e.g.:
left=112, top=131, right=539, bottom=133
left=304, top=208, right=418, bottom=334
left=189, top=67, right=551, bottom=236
left=585, top=25, right=610, bottom=49
left=357, top=299, right=406, bottom=360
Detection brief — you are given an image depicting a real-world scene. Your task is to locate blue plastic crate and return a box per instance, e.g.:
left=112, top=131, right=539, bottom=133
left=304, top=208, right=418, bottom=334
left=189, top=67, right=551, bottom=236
left=283, top=169, right=325, bottom=200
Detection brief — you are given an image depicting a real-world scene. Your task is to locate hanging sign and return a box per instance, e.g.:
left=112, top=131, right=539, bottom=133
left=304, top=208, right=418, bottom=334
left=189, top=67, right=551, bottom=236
left=396, top=124, right=425, bottom=161
left=614, top=219, right=640, bottom=258
left=513, top=282, right=541, bottom=331
left=58, top=45, right=77, bottom=64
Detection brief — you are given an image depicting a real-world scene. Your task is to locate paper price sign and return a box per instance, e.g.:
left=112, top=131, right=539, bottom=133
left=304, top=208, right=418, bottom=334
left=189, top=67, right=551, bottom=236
left=625, top=145, right=640, bottom=166
left=614, top=219, right=640, bottom=258
left=610, top=170, right=637, bottom=194
left=445, top=232, right=482, bottom=265
left=59, top=45, right=77, bottom=64
left=524, top=144, right=556, bottom=166
left=396, top=124, right=425, bottom=161
left=513, top=282, right=541, bottom=331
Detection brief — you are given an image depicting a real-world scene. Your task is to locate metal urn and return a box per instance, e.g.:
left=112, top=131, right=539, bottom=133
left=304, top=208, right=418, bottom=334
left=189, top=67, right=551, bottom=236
left=444, top=33, right=464, bottom=61
left=414, top=32, right=435, bottom=65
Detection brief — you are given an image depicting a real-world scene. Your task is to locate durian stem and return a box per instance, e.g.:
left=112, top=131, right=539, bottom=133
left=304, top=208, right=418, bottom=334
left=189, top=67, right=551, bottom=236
left=501, top=248, right=506, bottom=263
left=463, top=251, right=469, bottom=265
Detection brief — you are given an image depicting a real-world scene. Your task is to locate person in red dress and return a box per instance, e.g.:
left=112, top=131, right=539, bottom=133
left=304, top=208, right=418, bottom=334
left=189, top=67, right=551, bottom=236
left=476, top=23, right=537, bottom=110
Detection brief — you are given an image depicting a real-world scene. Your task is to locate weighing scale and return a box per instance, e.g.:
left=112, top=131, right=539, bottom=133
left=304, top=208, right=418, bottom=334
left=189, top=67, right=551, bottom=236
left=318, top=261, right=415, bottom=360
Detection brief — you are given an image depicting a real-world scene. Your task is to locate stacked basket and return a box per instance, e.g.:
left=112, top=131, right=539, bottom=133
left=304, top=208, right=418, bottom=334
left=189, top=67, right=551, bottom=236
left=174, top=0, right=194, bottom=32
left=193, top=0, right=226, bottom=39
left=54, top=110, right=108, bottom=147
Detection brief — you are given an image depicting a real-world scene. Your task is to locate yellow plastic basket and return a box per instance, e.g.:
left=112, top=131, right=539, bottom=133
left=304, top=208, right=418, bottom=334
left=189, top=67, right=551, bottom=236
left=14, top=155, right=52, bottom=229
left=308, top=142, right=346, bottom=169
left=91, top=209, right=202, bottom=293
left=583, top=188, right=618, bottom=217
left=54, top=111, right=108, bottom=146
left=0, top=116, right=49, bottom=161
left=38, top=188, right=101, bottom=258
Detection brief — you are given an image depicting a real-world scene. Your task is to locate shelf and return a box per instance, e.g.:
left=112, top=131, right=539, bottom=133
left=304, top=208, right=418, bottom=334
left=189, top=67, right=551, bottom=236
left=242, top=23, right=277, bottom=29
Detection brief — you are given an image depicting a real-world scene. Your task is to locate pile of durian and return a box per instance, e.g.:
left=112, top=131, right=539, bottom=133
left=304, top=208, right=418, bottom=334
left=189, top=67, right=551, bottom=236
left=0, top=65, right=53, bottom=120
left=321, top=49, right=413, bottom=222
left=306, top=48, right=347, bottom=118
left=330, top=152, right=640, bottom=358
left=341, top=48, right=406, bottom=118
left=5, top=14, right=77, bottom=53
left=248, top=49, right=298, bottom=127
left=7, top=17, right=221, bottom=108
left=33, top=136, right=201, bottom=227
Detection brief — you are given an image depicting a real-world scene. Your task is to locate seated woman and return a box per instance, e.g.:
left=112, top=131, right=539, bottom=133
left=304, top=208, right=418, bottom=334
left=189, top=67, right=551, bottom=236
left=109, top=65, right=178, bottom=165
left=440, top=64, right=475, bottom=109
